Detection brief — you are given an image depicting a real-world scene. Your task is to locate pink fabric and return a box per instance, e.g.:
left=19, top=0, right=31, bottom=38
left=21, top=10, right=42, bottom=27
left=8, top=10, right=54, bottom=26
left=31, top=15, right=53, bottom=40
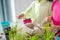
left=52, top=0, right=60, bottom=26
left=51, top=0, right=57, bottom=11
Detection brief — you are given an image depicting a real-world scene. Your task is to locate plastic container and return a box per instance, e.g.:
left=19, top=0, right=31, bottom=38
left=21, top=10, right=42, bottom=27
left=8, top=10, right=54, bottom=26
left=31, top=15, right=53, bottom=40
left=1, top=21, right=10, bottom=29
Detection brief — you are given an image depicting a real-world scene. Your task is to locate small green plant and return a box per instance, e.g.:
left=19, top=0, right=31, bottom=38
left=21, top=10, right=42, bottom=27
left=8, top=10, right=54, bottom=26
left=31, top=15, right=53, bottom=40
left=4, top=22, right=18, bottom=40
left=5, top=22, right=27, bottom=40
left=40, top=23, right=55, bottom=40
left=26, top=32, right=40, bottom=40
left=5, top=22, right=55, bottom=40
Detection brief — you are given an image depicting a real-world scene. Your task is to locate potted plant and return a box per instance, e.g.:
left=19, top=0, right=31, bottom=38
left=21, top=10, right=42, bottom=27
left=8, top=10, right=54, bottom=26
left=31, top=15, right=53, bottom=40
left=39, top=23, right=55, bottom=40
left=5, top=22, right=55, bottom=40
left=4, top=22, right=18, bottom=40
left=5, top=22, right=27, bottom=40
left=25, top=23, right=55, bottom=40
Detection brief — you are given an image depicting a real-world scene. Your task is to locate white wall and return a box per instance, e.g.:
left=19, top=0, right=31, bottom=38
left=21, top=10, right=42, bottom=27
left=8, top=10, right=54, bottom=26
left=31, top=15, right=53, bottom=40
left=14, top=0, right=34, bottom=15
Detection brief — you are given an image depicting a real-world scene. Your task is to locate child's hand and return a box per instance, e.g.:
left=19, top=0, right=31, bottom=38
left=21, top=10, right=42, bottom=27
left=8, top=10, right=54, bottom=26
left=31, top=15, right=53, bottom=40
left=17, top=14, right=24, bottom=19
left=25, top=23, right=34, bottom=29
left=46, top=16, right=52, bottom=22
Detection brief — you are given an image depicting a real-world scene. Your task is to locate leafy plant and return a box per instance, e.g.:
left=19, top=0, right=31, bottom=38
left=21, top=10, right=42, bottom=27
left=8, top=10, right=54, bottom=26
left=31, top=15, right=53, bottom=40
left=40, top=23, right=55, bottom=40
left=5, top=22, right=27, bottom=40
left=5, top=22, right=18, bottom=40
left=4, top=22, right=55, bottom=40
left=26, top=32, right=40, bottom=40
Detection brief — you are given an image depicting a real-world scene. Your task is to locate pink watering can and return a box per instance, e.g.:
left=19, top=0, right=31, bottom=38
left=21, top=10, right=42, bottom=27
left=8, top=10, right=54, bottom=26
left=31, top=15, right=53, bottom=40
left=52, top=0, right=60, bottom=25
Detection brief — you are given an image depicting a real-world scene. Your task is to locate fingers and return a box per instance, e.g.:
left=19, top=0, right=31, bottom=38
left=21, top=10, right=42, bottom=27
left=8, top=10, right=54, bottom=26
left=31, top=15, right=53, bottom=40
left=17, top=14, right=24, bottom=19
left=25, top=23, right=34, bottom=29
left=45, top=16, right=52, bottom=22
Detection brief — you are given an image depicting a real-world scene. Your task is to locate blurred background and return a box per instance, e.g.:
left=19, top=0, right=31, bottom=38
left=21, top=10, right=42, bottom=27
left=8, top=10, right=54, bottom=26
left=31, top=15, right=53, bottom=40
left=0, top=0, right=34, bottom=22
left=15, top=0, right=34, bottom=15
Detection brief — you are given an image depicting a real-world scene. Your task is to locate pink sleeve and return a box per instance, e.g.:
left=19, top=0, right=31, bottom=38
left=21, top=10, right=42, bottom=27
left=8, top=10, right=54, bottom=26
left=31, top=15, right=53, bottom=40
left=51, top=0, right=58, bottom=11
left=51, top=0, right=56, bottom=11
